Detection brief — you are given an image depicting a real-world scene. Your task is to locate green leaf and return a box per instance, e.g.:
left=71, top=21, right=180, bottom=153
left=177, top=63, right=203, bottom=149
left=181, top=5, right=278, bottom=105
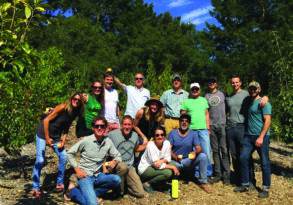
left=35, top=6, right=45, bottom=12
left=1, top=2, right=11, bottom=12
left=25, top=6, right=32, bottom=19
left=21, top=42, right=31, bottom=54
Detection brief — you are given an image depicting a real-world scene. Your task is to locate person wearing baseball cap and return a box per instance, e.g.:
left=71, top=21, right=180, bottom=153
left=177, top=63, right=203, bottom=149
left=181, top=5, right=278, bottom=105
left=234, top=81, right=272, bottom=198
left=160, top=73, right=188, bottom=135
left=180, top=82, right=213, bottom=177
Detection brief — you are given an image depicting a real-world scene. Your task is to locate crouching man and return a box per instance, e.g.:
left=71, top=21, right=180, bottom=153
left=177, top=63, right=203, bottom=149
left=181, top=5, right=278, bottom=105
left=67, top=117, right=122, bottom=205
left=108, top=115, right=148, bottom=198
left=169, top=114, right=211, bottom=193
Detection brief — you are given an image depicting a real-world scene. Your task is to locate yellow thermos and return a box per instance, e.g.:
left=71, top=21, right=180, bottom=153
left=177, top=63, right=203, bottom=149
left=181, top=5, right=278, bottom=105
left=171, top=179, right=179, bottom=199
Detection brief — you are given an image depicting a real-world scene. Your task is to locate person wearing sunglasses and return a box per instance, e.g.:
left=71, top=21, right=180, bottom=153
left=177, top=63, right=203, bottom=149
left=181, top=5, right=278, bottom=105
left=114, top=72, right=150, bottom=118
left=138, top=127, right=179, bottom=192
left=67, top=117, right=122, bottom=205
left=31, top=92, right=84, bottom=198
left=180, top=83, right=213, bottom=177
left=169, top=114, right=211, bottom=193
left=76, top=81, right=104, bottom=138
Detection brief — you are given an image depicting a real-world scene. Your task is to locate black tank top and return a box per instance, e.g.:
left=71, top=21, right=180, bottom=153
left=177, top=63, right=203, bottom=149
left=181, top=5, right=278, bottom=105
left=37, top=109, right=79, bottom=142
left=137, top=110, right=159, bottom=140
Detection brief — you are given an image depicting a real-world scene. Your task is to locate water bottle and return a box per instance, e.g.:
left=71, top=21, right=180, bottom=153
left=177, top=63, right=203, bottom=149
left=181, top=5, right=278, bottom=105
left=171, top=179, right=179, bottom=199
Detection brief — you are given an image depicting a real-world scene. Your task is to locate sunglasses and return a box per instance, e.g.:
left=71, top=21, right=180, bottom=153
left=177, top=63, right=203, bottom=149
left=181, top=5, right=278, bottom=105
left=155, top=133, right=165, bottom=137
left=72, top=97, right=81, bottom=102
left=92, top=86, right=102, bottom=90
left=135, top=77, right=144, bottom=81
left=191, top=87, right=199, bottom=91
left=93, top=124, right=106, bottom=129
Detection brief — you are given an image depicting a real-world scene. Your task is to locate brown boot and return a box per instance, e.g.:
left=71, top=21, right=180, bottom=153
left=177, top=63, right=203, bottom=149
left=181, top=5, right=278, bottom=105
left=199, top=184, right=212, bottom=193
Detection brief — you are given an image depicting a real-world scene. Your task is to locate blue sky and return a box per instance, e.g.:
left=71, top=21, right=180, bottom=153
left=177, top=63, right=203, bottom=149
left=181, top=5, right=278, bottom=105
left=144, top=0, right=220, bottom=30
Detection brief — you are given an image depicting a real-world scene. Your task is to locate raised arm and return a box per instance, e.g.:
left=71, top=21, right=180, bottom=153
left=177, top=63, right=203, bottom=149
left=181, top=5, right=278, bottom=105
left=114, top=76, right=127, bottom=90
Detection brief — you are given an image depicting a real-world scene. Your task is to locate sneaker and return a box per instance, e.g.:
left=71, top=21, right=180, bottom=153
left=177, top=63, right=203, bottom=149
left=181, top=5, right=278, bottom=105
left=258, top=190, right=269, bottom=198
left=142, top=182, right=155, bottom=193
left=233, top=185, right=249, bottom=192
left=208, top=176, right=221, bottom=184
left=198, top=184, right=212, bottom=193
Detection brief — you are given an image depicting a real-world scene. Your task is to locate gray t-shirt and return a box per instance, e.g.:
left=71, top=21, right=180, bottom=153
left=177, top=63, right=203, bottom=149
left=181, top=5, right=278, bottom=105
left=108, top=129, right=139, bottom=166
left=226, top=90, right=249, bottom=125
left=205, top=90, right=226, bottom=125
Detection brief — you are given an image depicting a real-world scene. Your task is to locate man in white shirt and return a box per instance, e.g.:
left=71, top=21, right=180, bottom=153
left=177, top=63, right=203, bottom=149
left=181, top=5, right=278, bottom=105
left=104, top=73, right=120, bottom=131
left=115, top=72, right=150, bottom=118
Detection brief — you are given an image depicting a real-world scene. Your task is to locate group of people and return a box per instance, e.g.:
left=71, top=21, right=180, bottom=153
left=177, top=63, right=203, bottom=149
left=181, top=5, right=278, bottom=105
left=31, top=71, right=272, bottom=204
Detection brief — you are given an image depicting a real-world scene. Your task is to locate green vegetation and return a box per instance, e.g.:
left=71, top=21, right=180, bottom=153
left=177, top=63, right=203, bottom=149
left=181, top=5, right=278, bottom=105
left=0, top=0, right=292, bottom=151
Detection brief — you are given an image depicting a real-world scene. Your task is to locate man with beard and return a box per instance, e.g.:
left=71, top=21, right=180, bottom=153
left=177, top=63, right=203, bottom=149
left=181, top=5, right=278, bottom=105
left=169, top=114, right=211, bottom=193
left=108, top=115, right=147, bottom=198
left=235, top=81, right=272, bottom=198
left=160, top=73, right=188, bottom=135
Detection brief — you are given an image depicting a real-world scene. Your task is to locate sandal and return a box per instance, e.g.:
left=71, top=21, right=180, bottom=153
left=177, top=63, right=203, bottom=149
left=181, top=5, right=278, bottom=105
left=56, top=184, right=64, bottom=192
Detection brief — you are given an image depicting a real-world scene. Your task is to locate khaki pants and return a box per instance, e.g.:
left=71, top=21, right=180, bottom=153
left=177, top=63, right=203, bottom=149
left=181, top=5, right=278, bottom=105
left=164, top=118, right=180, bottom=136
left=115, top=162, right=146, bottom=198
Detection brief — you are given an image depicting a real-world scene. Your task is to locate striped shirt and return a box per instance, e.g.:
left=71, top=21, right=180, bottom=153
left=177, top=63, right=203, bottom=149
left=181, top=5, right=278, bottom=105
left=160, top=89, right=189, bottom=118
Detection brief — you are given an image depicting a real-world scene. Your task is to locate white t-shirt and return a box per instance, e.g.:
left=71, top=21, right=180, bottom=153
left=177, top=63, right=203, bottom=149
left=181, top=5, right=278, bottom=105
left=104, top=88, right=119, bottom=123
left=138, top=140, right=171, bottom=175
left=124, top=85, right=150, bottom=118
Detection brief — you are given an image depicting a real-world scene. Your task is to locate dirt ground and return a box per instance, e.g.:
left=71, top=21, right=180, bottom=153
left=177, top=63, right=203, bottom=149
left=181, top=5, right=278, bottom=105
left=0, top=130, right=292, bottom=205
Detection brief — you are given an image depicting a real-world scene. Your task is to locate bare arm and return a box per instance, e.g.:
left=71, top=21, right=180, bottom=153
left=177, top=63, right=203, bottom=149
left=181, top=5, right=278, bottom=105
left=43, top=103, right=67, bottom=146
left=114, top=76, right=126, bottom=90
left=205, top=110, right=210, bottom=131
left=259, top=96, right=269, bottom=108
left=255, top=115, right=271, bottom=147
left=180, top=109, right=187, bottom=115
left=135, top=143, right=147, bottom=152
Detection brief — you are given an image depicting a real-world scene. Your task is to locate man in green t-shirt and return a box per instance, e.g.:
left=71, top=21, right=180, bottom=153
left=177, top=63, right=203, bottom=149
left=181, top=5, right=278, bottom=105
left=180, top=83, right=212, bottom=176
left=234, top=81, right=272, bottom=198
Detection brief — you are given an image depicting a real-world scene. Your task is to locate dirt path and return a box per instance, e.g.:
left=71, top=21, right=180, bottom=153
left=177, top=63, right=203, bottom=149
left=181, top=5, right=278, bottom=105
left=0, top=131, right=292, bottom=205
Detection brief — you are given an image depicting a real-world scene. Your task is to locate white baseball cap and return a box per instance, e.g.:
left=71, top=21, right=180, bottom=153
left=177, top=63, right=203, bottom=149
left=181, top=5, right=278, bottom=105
left=190, top=82, right=200, bottom=89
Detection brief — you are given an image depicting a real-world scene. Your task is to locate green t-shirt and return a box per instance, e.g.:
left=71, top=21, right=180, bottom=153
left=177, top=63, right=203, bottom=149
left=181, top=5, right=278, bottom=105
left=243, top=98, right=272, bottom=136
left=85, top=94, right=102, bottom=129
left=181, top=97, right=209, bottom=129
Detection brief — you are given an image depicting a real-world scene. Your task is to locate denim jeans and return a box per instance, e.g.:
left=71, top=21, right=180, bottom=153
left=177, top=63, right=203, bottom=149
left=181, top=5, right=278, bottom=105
left=210, top=125, right=230, bottom=179
left=193, top=129, right=213, bottom=176
left=32, top=135, right=67, bottom=190
left=173, top=152, right=208, bottom=183
left=227, top=124, right=255, bottom=185
left=71, top=173, right=121, bottom=205
left=240, top=135, right=271, bottom=190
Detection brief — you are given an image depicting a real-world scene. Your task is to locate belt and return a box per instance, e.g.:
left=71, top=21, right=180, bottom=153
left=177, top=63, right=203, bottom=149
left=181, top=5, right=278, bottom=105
left=165, top=116, right=180, bottom=120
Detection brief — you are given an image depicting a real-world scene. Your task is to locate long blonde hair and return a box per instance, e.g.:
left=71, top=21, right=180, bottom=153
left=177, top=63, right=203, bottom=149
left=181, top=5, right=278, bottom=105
left=143, top=106, right=165, bottom=124
left=65, top=92, right=84, bottom=115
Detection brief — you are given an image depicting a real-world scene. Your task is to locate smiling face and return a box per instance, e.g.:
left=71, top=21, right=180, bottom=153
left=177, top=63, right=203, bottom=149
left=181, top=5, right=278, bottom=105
left=180, top=118, right=190, bottom=131
left=190, top=86, right=200, bottom=98
left=134, top=73, right=144, bottom=88
left=154, top=129, right=165, bottom=147
left=121, top=118, right=133, bottom=136
left=231, top=77, right=242, bottom=92
left=104, top=76, right=114, bottom=89
left=149, top=102, right=159, bottom=113
left=208, top=81, right=217, bottom=92
left=92, top=119, right=107, bottom=139
left=71, top=94, right=81, bottom=108
left=248, top=86, right=260, bottom=98
left=91, top=82, right=103, bottom=96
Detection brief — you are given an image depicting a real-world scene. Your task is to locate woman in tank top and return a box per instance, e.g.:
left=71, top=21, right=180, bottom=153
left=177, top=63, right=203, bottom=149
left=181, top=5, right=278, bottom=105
left=32, top=92, right=84, bottom=198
